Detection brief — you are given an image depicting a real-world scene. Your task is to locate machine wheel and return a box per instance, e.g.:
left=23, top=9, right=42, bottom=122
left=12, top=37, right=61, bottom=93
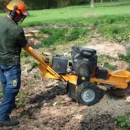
left=75, top=82, right=101, bottom=106
left=111, top=83, right=130, bottom=97
left=100, top=90, right=106, bottom=99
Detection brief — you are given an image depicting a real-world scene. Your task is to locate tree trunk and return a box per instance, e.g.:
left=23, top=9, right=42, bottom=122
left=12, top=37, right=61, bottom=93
left=90, top=0, right=94, bottom=8
left=101, top=0, right=103, bottom=3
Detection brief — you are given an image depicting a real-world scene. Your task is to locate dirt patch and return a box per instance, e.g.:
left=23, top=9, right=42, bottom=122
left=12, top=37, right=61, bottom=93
left=86, top=43, right=127, bottom=58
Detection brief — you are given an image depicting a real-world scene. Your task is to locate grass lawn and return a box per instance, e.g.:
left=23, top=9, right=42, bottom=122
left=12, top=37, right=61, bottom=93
left=22, top=0, right=130, bottom=27
left=1, top=0, right=130, bottom=27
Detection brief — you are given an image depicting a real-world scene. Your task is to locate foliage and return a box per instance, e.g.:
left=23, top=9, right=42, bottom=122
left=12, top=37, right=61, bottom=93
left=24, top=59, right=31, bottom=64
left=33, top=74, right=40, bottom=79
left=40, top=27, right=89, bottom=47
left=17, top=100, right=26, bottom=107
left=104, top=62, right=116, bottom=70
left=99, top=24, right=130, bottom=43
left=117, top=115, right=130, bottom=130
left=21, top=50, right=29, bottom=58
left=31, top=61, right=39, bottom=68
left=0, top=0, right=86, bottom=11
left=98, top=54, right=110, bottom=64
left=118, top=52, right=130, bottom=62
left=24, top=0, right=59, bottom=10
left=98, top=54, right=116, bottom=70
left=97, top=14, right=130, bottom=43
left=0, top=0, right=10, bottom=12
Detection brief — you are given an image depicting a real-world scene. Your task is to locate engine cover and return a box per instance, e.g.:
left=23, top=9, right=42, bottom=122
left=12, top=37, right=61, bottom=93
left=52, top=55, right=68, bottom=74
left=73, top=60, right=89, bottom=77
left=71, top=46, right=97, bottom=77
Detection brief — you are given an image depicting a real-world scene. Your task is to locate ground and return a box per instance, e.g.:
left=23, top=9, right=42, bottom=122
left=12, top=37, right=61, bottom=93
left=0, top=26, right=130, bottom=130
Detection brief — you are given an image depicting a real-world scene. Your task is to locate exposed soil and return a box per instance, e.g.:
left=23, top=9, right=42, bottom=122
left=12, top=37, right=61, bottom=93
left=0, top=26, right=130, bottom=130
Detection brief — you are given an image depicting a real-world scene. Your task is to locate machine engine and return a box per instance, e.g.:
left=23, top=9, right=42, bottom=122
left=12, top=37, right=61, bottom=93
left=71, top=46, right=97, bottom=79
left=52, top=46, right=97, bottom=82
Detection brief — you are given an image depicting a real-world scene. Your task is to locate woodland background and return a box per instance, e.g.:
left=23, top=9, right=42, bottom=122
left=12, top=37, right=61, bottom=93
left=0, top=0, right=119, bottom=11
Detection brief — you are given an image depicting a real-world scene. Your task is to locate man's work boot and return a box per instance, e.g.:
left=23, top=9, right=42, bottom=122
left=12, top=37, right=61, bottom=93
left=0, top=119, right=19, bottom=127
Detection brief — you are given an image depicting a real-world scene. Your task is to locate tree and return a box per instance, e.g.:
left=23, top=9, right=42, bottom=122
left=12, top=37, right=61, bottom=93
left=90, top=0, right=94, bottom=8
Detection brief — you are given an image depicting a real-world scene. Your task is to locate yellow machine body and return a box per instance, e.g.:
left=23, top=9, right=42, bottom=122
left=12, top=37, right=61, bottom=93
left=26, top=46, right=130, bottom=90
left=90, top=69, right=130, bottom=89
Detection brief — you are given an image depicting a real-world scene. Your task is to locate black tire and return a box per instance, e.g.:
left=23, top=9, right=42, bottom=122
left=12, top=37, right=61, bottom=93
left=75, top=82, right=101, bottom=106
left=100, top=89, right=106, bottom=99
left=111, top=83, right=130, bottom=97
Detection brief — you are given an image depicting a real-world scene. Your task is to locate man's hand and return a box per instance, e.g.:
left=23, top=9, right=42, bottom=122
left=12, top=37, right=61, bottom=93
left=23, top=39, right=34, bottom=50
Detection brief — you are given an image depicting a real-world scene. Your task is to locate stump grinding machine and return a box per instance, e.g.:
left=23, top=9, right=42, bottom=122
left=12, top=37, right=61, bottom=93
left=25, top=46, right=130, bottom=106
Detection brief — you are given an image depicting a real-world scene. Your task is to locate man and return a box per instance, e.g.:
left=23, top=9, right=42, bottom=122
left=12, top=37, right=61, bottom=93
left=0, top=0, right=33, bottom=127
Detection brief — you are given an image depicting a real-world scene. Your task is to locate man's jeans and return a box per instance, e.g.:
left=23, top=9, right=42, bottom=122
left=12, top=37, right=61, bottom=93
left=0, top=64, right=21, bottom=121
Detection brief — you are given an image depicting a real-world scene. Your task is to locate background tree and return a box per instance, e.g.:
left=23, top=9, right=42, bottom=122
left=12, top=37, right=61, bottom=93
left=91, top=0, right=94, bottom=8
left=0, top=0, right=10, bottom=12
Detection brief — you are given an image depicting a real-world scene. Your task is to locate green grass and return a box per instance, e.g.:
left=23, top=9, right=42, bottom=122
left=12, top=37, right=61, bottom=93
left=1, top=1, right=130, bottom=34
left=118, top=51, right=130, bottom=62
left=40, top=27, right=90, bottom=47
left=17, top=0, right=130, bottom=45
left=31, top=61, right=39, bottom=68
left=24, top=1, right=129, bottom=25
left=0, top=0, right=128, bottom=27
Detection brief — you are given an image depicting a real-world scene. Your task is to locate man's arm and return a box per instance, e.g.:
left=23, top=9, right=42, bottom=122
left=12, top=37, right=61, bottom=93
left=23, top=39, right=34, bottom=50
